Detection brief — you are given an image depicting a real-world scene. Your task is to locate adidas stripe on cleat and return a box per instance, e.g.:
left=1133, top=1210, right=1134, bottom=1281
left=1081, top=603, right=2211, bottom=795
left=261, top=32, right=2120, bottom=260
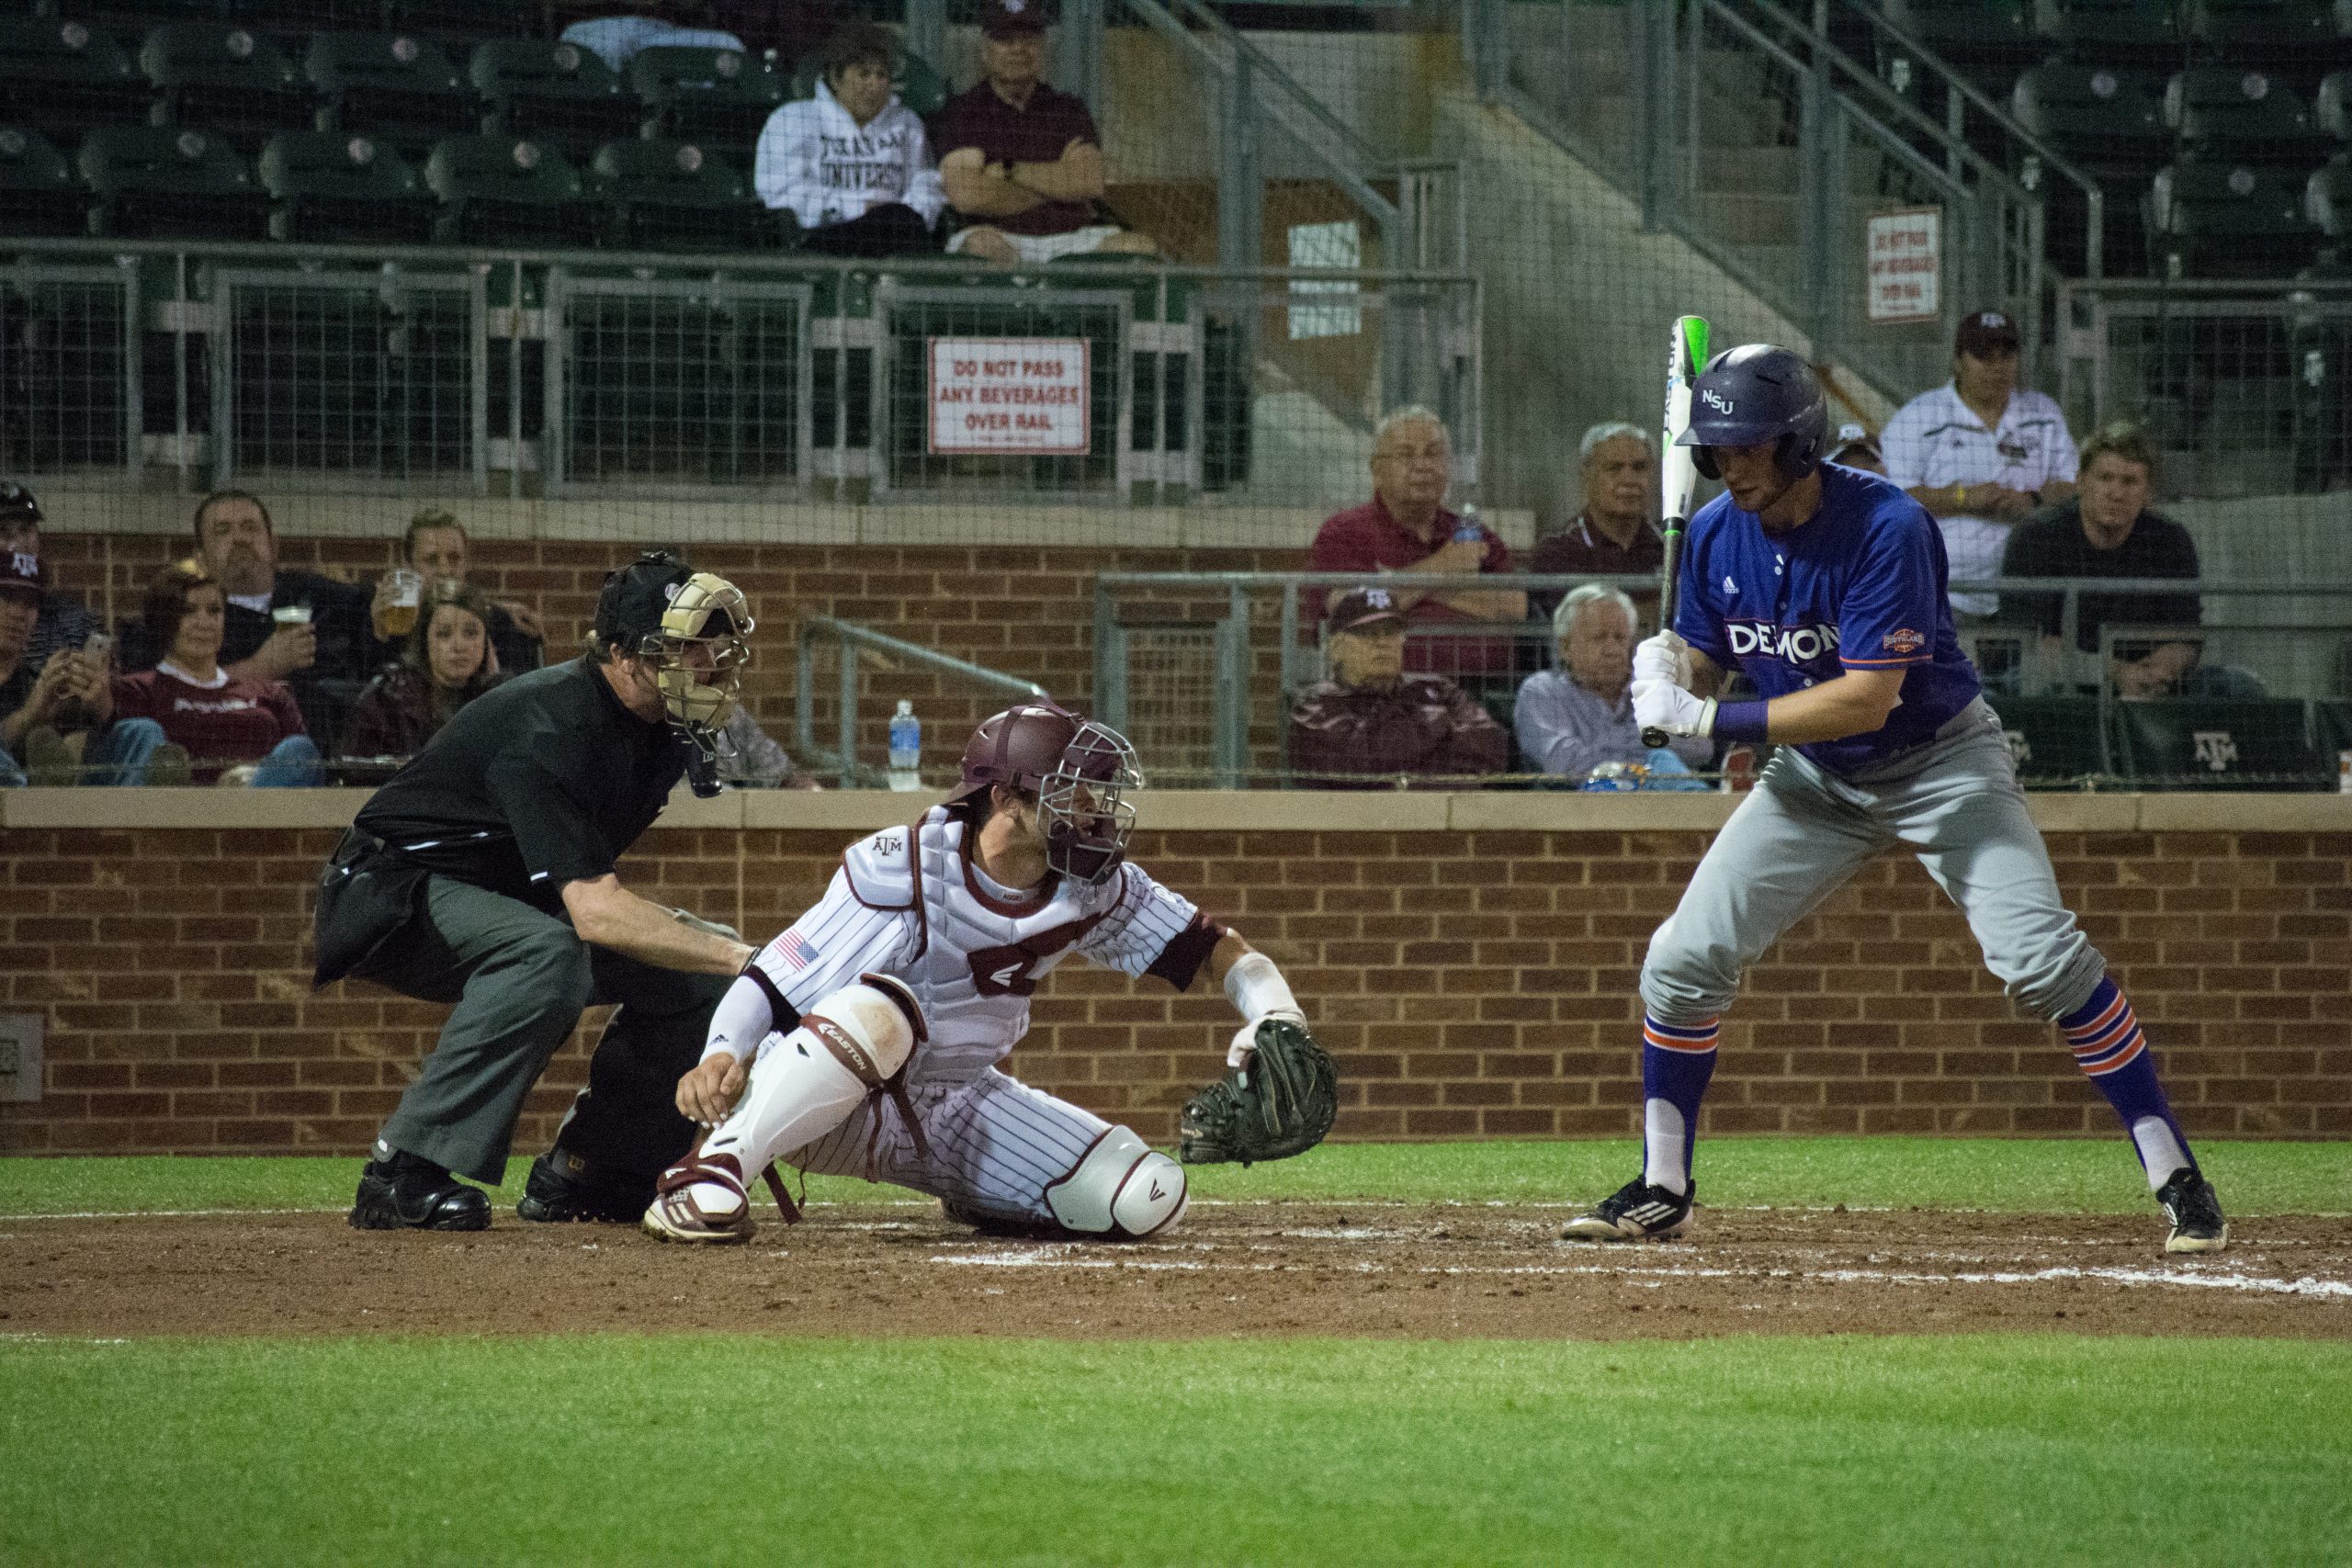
left=2156, top=1168, right=2228, bottom=1255
left=1560, top=1177, right=1694, bottom=1242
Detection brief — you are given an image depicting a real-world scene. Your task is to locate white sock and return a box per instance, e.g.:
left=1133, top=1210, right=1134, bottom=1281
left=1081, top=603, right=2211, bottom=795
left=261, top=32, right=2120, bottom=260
left=1642, top=1099, right=1689, bottom=1197
left=2132, top=1116, right=2190, bottom=1194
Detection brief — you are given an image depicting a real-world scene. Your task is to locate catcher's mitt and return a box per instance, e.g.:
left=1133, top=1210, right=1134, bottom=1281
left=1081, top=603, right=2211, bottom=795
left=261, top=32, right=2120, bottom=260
left=1179, top=1016, right=1338, bottom=1166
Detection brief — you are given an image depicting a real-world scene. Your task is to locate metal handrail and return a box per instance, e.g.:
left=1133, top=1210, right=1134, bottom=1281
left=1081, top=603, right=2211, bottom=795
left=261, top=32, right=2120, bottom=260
left=795, top=616, right=1049, bottom=785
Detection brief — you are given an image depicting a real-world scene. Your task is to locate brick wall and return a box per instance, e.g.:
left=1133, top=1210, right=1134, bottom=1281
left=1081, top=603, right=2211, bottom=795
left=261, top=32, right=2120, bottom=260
left=4, top=794, right=2346, bottom=1157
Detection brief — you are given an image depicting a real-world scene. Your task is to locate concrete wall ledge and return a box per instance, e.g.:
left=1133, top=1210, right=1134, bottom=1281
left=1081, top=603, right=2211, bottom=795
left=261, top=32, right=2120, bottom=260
left=6, top=788, right=2349, bottom=834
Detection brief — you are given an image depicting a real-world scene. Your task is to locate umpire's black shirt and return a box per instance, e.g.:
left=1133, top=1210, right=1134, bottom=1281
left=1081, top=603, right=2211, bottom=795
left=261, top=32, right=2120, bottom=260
left=355, top=659, right=687, bottom=913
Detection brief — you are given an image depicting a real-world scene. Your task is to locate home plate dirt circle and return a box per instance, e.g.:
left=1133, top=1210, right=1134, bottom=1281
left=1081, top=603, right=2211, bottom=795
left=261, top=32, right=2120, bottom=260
left=2, top=1202, right=2346, bottom=1341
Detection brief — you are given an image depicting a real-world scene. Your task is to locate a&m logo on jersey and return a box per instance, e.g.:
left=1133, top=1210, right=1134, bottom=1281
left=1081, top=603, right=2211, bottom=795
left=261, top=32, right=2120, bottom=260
left=1882, top=627, right=1926, bottom=655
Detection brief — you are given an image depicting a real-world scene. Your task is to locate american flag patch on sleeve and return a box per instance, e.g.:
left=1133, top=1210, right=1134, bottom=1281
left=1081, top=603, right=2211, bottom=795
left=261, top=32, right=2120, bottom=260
left=776, top=930, right=820, bottom=971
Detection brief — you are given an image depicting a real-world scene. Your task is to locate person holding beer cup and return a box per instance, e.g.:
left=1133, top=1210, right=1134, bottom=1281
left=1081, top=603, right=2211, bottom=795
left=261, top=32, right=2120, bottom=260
left=337, top=581, right=508, bottom=782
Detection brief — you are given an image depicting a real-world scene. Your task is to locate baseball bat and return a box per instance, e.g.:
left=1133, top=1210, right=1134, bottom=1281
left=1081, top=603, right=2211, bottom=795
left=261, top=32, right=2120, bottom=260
left=1640, top=314, right=1711, bottom=750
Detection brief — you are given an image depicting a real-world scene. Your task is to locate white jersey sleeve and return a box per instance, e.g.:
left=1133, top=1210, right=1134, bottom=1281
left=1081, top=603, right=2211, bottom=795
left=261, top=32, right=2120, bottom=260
left=745, top=826, right=924, bottom=1015
left=1077, top=863, right=1214, bottom=983
left=1877, top=388, right=1941, bottom=490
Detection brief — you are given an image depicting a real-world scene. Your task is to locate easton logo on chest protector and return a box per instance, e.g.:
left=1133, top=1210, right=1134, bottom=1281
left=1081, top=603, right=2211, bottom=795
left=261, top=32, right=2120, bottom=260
left=967, top=912, right=1109, bottom=998
left=1725, top=618, right=1841, bottom=663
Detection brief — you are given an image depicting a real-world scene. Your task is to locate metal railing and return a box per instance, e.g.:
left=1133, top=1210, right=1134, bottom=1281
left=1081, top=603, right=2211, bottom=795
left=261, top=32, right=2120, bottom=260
left=794, top=615, right=1049, bottom=786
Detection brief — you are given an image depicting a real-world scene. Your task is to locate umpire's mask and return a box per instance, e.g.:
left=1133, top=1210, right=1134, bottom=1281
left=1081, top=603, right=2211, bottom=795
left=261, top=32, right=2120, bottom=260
left=594, top=550, right=754, bottom=764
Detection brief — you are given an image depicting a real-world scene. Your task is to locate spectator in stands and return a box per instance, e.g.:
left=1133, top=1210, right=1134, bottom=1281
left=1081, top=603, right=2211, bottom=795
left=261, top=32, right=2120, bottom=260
left=339, top=581, right=508, bottom=783
left=1513, top=583, right=1712, bottom=788
left=0, top=481, right=98, bottom=668
left=401, top=509, right=545, bottom=675
left=1309, top=406, right=1525, bottom=680
left=1881, top=309, right=2079, bottom=619
left=110, top=560, right=322, bottom=786
left=0, top=545, right=115, bottom=787
left=718, top=704, right=820, bottom=788
left=753, top=23, right=944, bottom=256
left=1288, top=588, right=1506, bottom=787
left=1996, top=423, right=2253, bottom=700
left=559, top=8, right=747, bottom=72
left=929, top=0, right=1156, bottom=264
left=1827, top=423, right=1885, bottom=476
left=1525, top=421, right=1662, bottom=624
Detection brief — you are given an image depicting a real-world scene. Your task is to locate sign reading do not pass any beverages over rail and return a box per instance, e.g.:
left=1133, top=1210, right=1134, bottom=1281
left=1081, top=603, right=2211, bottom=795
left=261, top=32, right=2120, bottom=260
left=928, top=338, right=1091, bottom=455
left=1865, top=207, right=1940, bottom=324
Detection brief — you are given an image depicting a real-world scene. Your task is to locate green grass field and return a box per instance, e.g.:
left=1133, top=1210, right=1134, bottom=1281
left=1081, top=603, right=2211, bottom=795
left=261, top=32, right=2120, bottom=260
left=5, top=1140, right=2347, bottom=1566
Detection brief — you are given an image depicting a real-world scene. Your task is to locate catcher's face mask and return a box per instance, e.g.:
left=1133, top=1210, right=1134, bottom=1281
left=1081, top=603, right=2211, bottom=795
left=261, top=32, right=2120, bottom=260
left=634, top=571, right=753, bottom=734
left=1038, top=720, right=1140, bottom=886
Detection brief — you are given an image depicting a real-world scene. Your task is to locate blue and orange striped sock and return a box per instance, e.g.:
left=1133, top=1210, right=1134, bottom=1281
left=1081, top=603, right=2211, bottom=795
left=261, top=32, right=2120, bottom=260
left=1641, top=1013, right=1720, bottom=1196
left=2060, top=976, right=2194, bottom=1192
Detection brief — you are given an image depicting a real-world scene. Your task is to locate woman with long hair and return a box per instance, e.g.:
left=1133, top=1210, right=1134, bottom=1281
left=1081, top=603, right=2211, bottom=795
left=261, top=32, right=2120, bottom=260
left=338, top=580, right=504, bottom=779
left=108, top=559, right=322, bottom=785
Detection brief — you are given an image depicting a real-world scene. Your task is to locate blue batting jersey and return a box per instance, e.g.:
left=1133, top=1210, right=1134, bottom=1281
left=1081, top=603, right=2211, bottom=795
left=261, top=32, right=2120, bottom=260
left=1672, top=462, right=1981, bottom=779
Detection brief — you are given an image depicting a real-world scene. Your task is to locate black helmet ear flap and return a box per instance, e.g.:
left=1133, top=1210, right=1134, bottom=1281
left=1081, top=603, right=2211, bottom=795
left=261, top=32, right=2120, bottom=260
left=1775, top=430, right=1825, bottom=479
left=1691, top=445, right=1721, bottom=482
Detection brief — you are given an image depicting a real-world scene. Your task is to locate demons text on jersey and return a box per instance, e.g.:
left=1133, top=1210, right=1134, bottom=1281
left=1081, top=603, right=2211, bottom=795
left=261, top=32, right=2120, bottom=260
left=1724, top=617, right=1841, bottom=669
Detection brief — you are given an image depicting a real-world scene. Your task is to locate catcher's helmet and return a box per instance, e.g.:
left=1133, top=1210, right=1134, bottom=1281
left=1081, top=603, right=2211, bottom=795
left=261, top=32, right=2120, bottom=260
left=593, top=549, right=753, bottom=733
left=1677, top=344, right=1828, bottom=482
left=953, top=702, right=1142, bottom=886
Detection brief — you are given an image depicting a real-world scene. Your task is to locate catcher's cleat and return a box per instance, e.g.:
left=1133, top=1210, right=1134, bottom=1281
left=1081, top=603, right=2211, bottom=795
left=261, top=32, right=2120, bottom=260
left=642, top=1151, right=756, bottom=1245
left=349, top=1151, right=491, bottom=1232
left=938, top=1197, right=1082, bottom=1241
left=1559, top=1177, right=1695, bottom=1242
left=2156, top=1168, right=2228, bottom=1255
left=516, top=1148, right=653, bottom=1224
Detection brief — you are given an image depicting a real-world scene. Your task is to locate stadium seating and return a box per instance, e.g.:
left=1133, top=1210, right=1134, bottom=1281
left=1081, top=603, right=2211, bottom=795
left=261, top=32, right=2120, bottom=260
left=140, top=23, right=318, bottom=147
left=469, top=39, right=639, bottom=164
left=2184, top=0, right=2352, bottom=61
left=0, top=125, right=91, bottom=238
left=2148, top=159, right=2320, bottom=274
left=627, top=46, right=787, bottom=168
left=423, top=133, right=594, bottom=246
left=1989, top=695, right=2111, bottom=783
left=1883, top=0, right=2042, bottom=78
left=588, top=139, right=783, bottom=253
left=77, top=124, right=270, bottom=239
left=2110, top=696, right=2328, bottom=787
left=0, top=18, right=153, bottom=142
left=305, top=31, right=478, bottom=152
left=2165, top=68, right=2334, bottom=163
left=258, top=130, right=435, bottom=243
left=2033, top=0, right=2184, bottom=56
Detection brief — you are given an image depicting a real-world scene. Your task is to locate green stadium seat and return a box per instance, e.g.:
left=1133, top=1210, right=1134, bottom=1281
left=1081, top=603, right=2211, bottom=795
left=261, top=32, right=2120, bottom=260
left=628, top=46, right=787, bottom=166
left=77, top=124, right=269, bottom=239
left=2320, top=73, right=2351, bottom=142
left=2013, top=66, right=2170, bottom=172
left=258, top=130, right=434, bottom=243
left=2033, top=0, right=2182, bottom=55
left=140, top=23, right=318, bottom=148
left=2111, top=698, right=2327, bottom=789
left=0, top=19, right=152, bottom=142
left=2148, top=160, right=2320, bottom=276
left=2184, top=0, right=2351, bottom=61
left=305, top=31, right=477, bottom=151
left=2164, top=68, right=2333, bottom=164
left=423, top=133, right=595, bottom=246
left=469, top=39, right=639, bottom=164
left=588, top=138, right=785, bottom=251
left=1988, top=695, right=2111, bottom=784
left=788, top=49, right=948, bottom=118
left=0, top=125, right=91, bottom=237
left=1883, top=1, right=2041, bottom=82
left=2313, top=696, right=2352, bottom=758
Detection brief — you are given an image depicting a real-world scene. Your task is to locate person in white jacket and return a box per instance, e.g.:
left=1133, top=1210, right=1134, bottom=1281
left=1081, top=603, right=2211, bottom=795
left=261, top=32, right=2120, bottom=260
left=752, top=23, right=944, bottom=257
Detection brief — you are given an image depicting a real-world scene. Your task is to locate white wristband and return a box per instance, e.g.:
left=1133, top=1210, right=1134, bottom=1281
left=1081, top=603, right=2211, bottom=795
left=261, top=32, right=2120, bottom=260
left=1223, top=950, right=1300, bottom=1024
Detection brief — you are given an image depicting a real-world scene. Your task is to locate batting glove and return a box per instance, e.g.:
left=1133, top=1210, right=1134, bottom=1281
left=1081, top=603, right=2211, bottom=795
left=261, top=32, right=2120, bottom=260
left=1632, top=678, right=1716, bottom=739
left=1633, top=630, right=1691, bottom=691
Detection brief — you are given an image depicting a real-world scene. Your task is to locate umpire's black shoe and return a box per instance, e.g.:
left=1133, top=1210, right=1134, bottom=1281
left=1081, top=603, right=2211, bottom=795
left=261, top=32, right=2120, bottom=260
left=1560, top=1177, right=1694, bottom=1242
left=349, top=1151, right=491, bottom=1232
left=516, top=1148, right=653, bottom=1224
left=2156, top=1168, right=2229, bottom=1255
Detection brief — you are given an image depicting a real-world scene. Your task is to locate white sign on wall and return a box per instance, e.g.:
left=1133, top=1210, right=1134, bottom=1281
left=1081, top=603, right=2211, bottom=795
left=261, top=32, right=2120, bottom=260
left=927, top=337, right=1091, bottom=455
left=1865, top=207, right=1941, bottom=324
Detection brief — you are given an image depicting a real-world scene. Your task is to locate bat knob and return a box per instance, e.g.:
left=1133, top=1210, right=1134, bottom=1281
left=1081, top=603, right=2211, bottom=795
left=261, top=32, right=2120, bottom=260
left=1639, top=727, right=1668, bottom=750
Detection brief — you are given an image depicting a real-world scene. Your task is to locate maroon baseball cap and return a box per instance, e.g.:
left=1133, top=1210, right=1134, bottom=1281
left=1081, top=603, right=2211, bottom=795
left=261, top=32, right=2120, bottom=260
left=1327, top=587, right=1408, bottom=636
left=980, top=0, right=1048, bottom=37
left=0, top=546, right=41, bottom=602
left=1955, top=309, right=2021, bottom=357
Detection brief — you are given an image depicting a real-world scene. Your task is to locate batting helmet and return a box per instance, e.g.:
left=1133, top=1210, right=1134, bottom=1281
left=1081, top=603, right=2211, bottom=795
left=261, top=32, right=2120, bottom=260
left=953, top=703, right=1142, bottom=886
left=1677, top=344, right=1828, bottom=481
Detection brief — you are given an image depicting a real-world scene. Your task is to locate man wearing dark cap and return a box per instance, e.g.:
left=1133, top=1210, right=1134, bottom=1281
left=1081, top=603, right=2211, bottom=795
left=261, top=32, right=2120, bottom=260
left=928, top=0, right=1157, bottom=264
left=1880, top=309, right=2080, bottom=617
left=0, top=481, right=100, bottom=669
left=0, top=539, right=112, bottom=787
left=314, top=549, right=762, bottom=1231
left=1286, top=587, right=1508, bottom=787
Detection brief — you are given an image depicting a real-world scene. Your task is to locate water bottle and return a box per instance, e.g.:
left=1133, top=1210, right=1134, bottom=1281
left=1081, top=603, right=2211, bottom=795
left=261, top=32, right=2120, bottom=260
left=888, top=700, right=922, bottom=792
left=1453, top=502, right=1484, bottom=545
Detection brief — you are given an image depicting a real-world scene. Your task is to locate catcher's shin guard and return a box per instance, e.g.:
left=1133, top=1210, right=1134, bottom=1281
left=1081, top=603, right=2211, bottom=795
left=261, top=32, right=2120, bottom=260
left=1041, top=1126, right=1187, bottom=1239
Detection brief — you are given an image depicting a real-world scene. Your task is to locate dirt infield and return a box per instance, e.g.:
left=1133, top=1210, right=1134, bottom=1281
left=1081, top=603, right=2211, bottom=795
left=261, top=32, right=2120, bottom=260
left=5, top=1201, right=2347, bottom=1341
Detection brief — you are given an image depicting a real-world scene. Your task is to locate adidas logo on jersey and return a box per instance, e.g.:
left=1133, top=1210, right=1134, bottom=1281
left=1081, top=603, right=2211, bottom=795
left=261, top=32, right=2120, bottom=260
left=1722, top=575, right=1737, bottom=595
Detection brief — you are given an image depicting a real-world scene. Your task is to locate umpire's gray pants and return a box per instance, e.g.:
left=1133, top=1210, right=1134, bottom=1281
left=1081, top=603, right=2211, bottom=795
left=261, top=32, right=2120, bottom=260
left=366, top=876, right=727, bottom=1185
left=1641, top=702, right=2107, bottom=1026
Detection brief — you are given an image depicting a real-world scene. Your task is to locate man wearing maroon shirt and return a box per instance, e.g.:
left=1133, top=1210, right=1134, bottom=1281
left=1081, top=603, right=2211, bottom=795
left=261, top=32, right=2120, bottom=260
left=1307, top=406, right=1526, bottom=679
left=1525, top=420, right=1666, bottom=624
left=928, top=0, right=1156, bottom=264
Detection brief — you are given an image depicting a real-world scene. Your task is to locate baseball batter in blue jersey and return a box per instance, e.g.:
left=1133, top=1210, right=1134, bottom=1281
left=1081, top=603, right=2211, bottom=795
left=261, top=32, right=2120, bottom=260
left=1562, top=344, right=2228, bottom=1255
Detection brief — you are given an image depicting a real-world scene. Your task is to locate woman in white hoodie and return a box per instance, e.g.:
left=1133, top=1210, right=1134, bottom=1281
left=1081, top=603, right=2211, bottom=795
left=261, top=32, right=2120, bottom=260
left=753, top=23, right=944, bottom=257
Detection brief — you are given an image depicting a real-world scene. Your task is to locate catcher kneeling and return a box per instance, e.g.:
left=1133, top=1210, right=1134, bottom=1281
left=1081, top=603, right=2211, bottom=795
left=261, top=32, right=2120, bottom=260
left=645, top=703, right=1337, bottom=1246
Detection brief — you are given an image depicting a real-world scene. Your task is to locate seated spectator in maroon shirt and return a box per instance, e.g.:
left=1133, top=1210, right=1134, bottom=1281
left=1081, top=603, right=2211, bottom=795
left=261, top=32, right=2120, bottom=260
left=1288, top=588, right=1507, bottom=788
left=339, top=581, right=508, bottom=784
left=110, top=560, right=321, bottom=786
left=928, top=0, right=1156, bottom=265
left=1308, top=406, right=1526, bottom=679
left=1526, top=421, right=1664, bottom=625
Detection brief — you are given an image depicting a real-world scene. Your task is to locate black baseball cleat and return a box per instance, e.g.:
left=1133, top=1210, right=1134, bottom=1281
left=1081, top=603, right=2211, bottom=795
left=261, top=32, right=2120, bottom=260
left=516, top=1148, right=654, bottom=1224
left=349, top=1150, right=491, bottom=1232
left=2156, top=1168, right=2228, bottom=1255
left=1560, top=1177, right=1695, bottom=1242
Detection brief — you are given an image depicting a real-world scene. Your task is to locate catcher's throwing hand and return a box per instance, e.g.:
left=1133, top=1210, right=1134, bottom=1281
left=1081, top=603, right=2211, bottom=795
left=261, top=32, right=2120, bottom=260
left=677, top=1050, right=750, bottom=1127
left=1181, top=1015, right=1339, bottom=1166
left=1632, top=678, right=1716, bottom=739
